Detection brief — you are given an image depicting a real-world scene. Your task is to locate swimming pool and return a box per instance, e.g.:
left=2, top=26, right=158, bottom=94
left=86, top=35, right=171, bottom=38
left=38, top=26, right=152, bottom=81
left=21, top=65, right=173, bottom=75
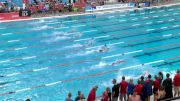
left=0, top=4, right=180, bottom=101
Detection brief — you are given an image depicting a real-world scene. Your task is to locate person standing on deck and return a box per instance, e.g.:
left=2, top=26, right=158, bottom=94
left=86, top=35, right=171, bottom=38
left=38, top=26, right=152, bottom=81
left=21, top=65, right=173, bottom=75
left=173, top=69, right=180, bottom=97
left=162, top=73, right=173, bottom=99
left=112, top=79, right=119, bottom=101
left=87, top=86, right=98, bottom=101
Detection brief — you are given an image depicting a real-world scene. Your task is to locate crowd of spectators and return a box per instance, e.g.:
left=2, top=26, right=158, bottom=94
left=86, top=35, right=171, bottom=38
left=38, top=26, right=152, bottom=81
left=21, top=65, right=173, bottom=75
left=0, top=0, right=172, bottom=14
left=0, top=0, right=85, bottom=14
left=0, top=1, right=19, bottom=13
left=65, top=69, right=180, bottom=101
left=26, top=0, right=86, bottom=14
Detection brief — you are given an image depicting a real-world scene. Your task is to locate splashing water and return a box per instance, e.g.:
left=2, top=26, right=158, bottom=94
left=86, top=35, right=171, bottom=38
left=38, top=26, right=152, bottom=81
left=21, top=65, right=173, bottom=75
left=31, top=25, right=51, bottom=31
left=42, top=36, right=71, bottom=43
left=90, top=61, right=107, bottom=70
left=65, top=49, right=95, bottom=58
left=63, top=44, right=83, bottom=49
left=30, top=19, right=45, bottom=24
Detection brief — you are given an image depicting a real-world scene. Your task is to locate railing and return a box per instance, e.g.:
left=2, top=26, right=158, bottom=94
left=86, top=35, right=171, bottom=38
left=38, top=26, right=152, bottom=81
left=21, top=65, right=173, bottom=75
left=162, top=96, right=180, bottom=101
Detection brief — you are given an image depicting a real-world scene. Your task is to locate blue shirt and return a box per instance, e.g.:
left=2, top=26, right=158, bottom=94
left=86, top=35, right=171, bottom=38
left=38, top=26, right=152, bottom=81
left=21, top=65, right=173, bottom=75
left=127, top=83, right=134, bottom=95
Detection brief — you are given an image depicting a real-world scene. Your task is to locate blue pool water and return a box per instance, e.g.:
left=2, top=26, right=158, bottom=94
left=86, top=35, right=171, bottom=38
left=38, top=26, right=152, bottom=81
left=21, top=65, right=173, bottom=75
left=0, top=5, right=180, bottom=101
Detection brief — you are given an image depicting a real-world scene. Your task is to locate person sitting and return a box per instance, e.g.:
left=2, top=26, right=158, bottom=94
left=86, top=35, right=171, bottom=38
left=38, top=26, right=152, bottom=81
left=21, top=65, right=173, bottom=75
left=128, top=90, right=141, bottom=101
left=101, top=87, right=111, bottom=101
left=155, top=86, right=166, bottom=101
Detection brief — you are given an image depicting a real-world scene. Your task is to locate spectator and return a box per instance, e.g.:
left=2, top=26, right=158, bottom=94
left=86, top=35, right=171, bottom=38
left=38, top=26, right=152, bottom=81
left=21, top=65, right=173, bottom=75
left=127, top=78, right=135, bottom=97
left=173, top=69, right=180, bottom=97
left=0, top=2, right=3, bottom=13
left=128, top=90, right=141, bottom=101
left=140, top=76, right=147, bottom=101
left=119, top=76, right=128, bottom=101
left=87, top=86, right=98, bottom=101
left=80, top=94, right=86, bottom=100
left=135, top=80, right=143, bottom=101
left=156, top=86, right=166, bottom=101
left=140, top=76, right=145, bottom=85
left=112, top=79, right=119, bottom=101
left=162, top=73, right=173, bottom=99
left=158, top=72, right=163, bottom=84
left=135, top=80, right=143, bottom=95
left=153, top=75, right=160, bottom=101
left=107, top=87, right=111, bottom=101
left=66, top=92, right=73, bottom=101
left=144, top=74, right=153, bottom=101
left=26, top=99, right=30, bottom=101
left=75, top=91, right=81, bottom=101
left=101, top=87, right=111, bottom=101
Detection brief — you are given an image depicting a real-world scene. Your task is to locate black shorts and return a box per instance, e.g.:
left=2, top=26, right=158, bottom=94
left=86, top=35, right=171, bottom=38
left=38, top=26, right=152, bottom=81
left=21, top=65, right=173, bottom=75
left=153, top=88, right=158, bottom=94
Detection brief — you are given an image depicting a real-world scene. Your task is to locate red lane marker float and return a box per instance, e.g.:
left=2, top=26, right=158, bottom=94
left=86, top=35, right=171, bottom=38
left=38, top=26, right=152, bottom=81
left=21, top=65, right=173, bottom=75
left=31, top=84, right=46, bottom=89
left=0, top=56, right=179, bottom=97
left=0, top=91, right=15, bottom=96
left=62, top=69, right=119, bottom=83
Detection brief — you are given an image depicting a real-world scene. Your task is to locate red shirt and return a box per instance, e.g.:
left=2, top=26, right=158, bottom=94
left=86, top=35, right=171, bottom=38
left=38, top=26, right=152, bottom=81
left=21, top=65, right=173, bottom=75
left=38, top=3, right=45, bottom=10
left=120, top=80, right=128, bottom=94
left=153, top=78, right=160, bottom=89
left=135, top=84, right=143, bottom=95
left=88, top=89, right=96, bottom=101
left=58, top=4, right=63, bottom=10
left=173, top=74, right=180, bottom=86
left=23, top=0, right=29, bottom=4
left=101, top=91, right=109, bottom=101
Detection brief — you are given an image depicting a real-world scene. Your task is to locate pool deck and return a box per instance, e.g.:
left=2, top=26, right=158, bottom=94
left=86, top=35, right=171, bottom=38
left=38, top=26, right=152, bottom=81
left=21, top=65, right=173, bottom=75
left=0, top=1, right=180, bottom=23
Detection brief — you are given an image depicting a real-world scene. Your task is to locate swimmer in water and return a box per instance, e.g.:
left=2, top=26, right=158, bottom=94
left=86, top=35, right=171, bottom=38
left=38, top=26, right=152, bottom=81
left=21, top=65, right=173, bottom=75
left=85, top=38, right=95, bottom=47
left=111, top=59, right=125, bottom=66
left=98, top=44, right=109, bottom=53
left=73, top=33, right=82, bottom=38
